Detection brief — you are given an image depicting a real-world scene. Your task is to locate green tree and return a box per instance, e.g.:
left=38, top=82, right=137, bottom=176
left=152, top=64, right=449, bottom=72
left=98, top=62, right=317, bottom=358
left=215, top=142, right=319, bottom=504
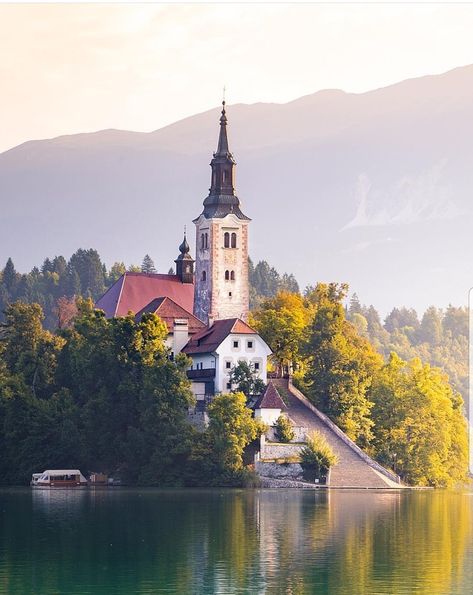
left=68, top=248, right=106, bottom=299
left=228, top=361, right=265, bottom=397
left=274, top=414, right=294, bottom=443
left=108, top=262, right=126, bottom=284
left=299, top=431, right=339, bottom=478
left=2, top=258, right=18, bottom=294
left=303, top=283, right=382, bottom=446
left=141, top=254, right=157, bottom=274
left=207, top=392, right=265, bottom=473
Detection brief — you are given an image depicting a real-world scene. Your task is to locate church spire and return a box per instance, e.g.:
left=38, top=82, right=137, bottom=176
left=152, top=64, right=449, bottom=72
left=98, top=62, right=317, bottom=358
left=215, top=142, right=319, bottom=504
left=215, top=101, right=231, bottom=157
left=196, top=101, right=250, bottom=221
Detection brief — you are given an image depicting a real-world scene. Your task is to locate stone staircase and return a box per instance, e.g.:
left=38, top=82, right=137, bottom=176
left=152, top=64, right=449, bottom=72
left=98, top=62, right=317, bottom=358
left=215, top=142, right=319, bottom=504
left=272, top=378, right=403, bottom=489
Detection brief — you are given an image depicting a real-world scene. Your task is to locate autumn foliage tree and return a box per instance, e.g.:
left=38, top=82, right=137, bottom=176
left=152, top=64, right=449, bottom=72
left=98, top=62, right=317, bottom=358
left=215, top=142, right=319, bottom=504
left=369, top=353, right=468, bottom=487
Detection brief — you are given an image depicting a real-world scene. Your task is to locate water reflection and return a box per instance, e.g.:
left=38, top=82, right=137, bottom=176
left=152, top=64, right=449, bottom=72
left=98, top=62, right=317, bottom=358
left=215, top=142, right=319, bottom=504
left=0, top=488, right=471, bottom=594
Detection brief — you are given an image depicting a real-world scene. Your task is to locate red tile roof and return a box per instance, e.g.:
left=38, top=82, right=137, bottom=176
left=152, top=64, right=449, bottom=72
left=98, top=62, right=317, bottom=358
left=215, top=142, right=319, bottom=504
left=96, top=272, right=194, bottom=318
left=182, top=318, right=257, bottom=355
left=254, top=382, right=286, bottom=410
left=135, top=297, right=205, bottom=334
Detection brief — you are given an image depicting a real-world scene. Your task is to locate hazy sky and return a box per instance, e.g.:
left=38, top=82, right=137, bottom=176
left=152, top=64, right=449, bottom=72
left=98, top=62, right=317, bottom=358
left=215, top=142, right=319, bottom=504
left=1, top=3, right=473, bottom=152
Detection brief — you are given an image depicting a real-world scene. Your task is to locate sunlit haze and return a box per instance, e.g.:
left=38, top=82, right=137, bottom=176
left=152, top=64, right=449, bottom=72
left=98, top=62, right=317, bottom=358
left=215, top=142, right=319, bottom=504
left=1, top=3, right=473, bottom=152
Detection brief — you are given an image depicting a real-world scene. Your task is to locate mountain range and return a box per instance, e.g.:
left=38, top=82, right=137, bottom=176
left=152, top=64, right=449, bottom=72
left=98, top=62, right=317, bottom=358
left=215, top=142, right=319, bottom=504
left=1, top=65, right=473, bottom=312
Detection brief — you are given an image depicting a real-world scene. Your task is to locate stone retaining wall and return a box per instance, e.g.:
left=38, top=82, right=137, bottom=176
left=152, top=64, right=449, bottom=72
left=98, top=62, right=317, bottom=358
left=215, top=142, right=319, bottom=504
left=255, top=461, right=304, bottom=480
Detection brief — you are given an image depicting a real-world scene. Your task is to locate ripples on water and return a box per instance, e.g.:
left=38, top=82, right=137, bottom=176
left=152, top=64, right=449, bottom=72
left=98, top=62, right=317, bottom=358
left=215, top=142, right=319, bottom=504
left=0, top=488, right=472, bottom=594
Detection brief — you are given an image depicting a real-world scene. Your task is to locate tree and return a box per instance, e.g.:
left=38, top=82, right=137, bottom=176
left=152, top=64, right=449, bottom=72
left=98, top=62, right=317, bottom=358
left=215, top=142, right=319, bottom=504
left=384, top=307, right=419, bottom=332
left=348, top=293, right=363, bottom=317
left=274, top=414, right=294, bottom=443
left=108, top=262, right=126, bottom=284
left=228, top=361, right=265, bottom=397
left=251, top=291, right=312, bottom=375
left=54, top=296, right=78, bottom=330
left=68, top=248, right=106, bottom=299
left=56, top=300, right=194, bottom=483
left=1, top=302, right=64, bottom=399
left=417, top=306, right=442, bottom=346
left=141, top=254, right=157, bottom=274
left=303, top=283, right=382, bottom=446
left=299, top=431, right=339, bottom=480
left=370, top=353, right=468, bottom=487
left=207, top=392, right=265, bottom=472
left=2, top=258, right=17, bottom=293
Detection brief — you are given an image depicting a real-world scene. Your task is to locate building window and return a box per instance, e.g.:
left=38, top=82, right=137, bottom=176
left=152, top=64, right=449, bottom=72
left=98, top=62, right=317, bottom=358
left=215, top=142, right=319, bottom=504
left=233, top=340, right=239, bottom=349
left=205, top=233, right=208, bottom=249
left=230, top=270, right=235, bottom=281
left=201, top=233, right=205, bottom=250
left=202, top=270, right=206, bottom=282
left=254, top=362, right=260, bottom=371
left=226, top=361, right=232, bottom=369
left=225, top=270, right=230, bottom=280
left=231, top=232, right=237, bottom=248
left=226, top=382, right=231, bottom=390
left=228, top=292, right=232, bottom=297
left=224, top=232, right=230, bottom=248
left=247, top=340, right=253, bottom=349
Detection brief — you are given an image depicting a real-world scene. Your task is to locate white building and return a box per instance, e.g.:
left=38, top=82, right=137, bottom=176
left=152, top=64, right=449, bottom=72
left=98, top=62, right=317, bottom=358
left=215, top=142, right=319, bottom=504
left=182, top=318, right=271, bottom=400
left=254, top=382, right=287, bottom=426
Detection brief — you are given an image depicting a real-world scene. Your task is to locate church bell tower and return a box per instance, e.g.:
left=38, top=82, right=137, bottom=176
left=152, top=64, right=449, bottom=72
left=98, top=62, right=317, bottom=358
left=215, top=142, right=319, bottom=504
left=193, top=101, right=250, bottom=324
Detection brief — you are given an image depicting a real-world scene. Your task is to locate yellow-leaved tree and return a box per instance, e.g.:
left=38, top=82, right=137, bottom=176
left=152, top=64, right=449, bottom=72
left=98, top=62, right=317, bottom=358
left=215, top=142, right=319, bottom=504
left=369, top=353, right=468, bottom=487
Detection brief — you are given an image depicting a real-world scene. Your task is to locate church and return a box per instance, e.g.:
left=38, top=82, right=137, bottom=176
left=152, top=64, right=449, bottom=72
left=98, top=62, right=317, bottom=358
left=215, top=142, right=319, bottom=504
left=96, top=102, right=271, bottom=402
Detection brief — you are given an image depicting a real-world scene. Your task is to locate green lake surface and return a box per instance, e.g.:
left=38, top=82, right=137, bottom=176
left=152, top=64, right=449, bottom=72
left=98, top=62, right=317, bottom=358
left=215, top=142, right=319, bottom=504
left=0, top=488, right=472, bottom=594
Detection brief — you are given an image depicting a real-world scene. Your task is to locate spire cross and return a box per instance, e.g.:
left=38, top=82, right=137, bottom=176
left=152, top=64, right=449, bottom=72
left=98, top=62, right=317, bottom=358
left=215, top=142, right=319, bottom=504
left=222, top=85, right=226, bottom=107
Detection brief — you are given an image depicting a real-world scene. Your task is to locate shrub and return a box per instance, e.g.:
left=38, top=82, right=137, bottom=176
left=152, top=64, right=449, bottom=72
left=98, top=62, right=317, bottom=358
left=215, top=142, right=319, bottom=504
left=299, top=431, right=339, bottom=477
left=275, top=414, right=295, bottom=443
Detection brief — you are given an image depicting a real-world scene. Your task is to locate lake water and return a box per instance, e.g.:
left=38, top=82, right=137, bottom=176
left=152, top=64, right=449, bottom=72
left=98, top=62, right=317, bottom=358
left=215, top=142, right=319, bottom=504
left=0, top=488, right=472, bottom=594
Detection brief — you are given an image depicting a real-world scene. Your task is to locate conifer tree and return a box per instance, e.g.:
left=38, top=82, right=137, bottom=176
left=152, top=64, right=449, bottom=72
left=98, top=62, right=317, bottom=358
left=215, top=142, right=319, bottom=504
left=141, top=254, right=157, bottom=274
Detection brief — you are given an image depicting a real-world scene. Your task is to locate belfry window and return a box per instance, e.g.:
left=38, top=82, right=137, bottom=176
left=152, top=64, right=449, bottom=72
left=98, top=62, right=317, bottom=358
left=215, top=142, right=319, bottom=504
left=204, top=233, right=208, bottom=249
left=225, top=270, right=230, bottom=281
left=231, top=233, right=237, bottom=248
left=202, top=270, right=206, bottom=282
left=224, top=232, right=230, bottom=248
left=201, top=234, right=205, bottom=250
left=230, top=271, right=235, bottom=281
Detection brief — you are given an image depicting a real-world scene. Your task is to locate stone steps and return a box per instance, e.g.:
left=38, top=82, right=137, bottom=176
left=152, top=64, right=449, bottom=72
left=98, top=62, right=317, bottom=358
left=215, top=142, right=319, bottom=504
left=271, top=379, right=402, bottom=489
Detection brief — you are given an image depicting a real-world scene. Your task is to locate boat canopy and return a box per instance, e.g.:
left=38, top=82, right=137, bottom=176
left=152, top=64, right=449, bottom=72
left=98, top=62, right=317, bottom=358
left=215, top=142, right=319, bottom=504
left=37, top=470, right=87, bottom=482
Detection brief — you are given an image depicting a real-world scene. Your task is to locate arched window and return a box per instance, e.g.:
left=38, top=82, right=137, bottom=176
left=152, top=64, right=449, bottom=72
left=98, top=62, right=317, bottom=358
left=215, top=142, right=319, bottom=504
left=230, top=270, right=235, bottom=281
left=202, top=270, right=206, bottom=282
left=224, top=232, right=230, bottom=248
left=231, top=232, right=237, bottom=248
left=225, top=270, right=230, bottom=280
left=205, top=233, right=208, bottom=249
left=201, top=233, right=205, bottom=250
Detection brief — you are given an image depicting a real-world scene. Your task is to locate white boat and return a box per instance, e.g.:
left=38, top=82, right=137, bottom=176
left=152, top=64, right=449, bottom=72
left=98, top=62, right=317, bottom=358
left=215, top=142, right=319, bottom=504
left=31, top=469, right=88, bottom=488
